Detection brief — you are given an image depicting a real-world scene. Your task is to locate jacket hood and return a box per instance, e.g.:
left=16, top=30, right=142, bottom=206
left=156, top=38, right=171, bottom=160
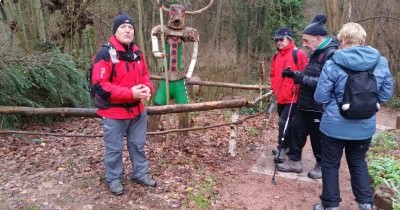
left=331, top=46, right=381, bottom=71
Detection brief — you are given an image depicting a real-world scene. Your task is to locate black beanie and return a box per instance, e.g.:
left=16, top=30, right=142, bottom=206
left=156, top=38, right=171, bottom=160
left=273, top=27, right=293, bottom=39
left=113, top=13, right=135, bottom=34
left=303, top=15, right=327, bottom=36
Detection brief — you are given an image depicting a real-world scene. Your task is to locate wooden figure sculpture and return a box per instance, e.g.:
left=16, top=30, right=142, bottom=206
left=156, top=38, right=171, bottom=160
left=151, top=0, right=214, bottom=132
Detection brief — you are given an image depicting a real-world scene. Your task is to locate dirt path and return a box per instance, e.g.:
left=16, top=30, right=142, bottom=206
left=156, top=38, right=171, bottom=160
left=0, top=107, right=398, bottom=210
left=215, top=106, right=398, bottom=210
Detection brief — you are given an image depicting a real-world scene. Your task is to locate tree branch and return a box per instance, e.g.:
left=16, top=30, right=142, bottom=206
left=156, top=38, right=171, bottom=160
left=0, top=111, right=265, bottom=137
left=356, top=15, right=400, bottom=23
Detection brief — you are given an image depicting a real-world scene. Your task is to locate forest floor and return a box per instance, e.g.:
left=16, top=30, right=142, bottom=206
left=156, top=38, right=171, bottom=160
left=0, top=106, right=398, bottom=210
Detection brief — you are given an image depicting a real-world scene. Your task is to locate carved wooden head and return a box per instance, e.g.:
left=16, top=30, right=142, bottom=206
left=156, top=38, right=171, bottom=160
left=167, top=4, right=186, bottom=30
left=162, top=0, right=214, bottom=30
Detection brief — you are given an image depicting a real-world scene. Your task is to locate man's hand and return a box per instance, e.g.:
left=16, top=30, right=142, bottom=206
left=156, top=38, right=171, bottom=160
left=282, top=68, right=295, bottom=78
left=131, top=85, right=151, bottom=100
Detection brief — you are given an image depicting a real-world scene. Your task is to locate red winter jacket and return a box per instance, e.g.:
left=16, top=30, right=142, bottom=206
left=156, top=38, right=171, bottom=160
left=92, top=35, right=153, bottom=119
left=270, top=42, right=308, bottom=104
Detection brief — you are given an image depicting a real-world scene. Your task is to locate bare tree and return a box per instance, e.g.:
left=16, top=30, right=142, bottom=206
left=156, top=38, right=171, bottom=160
left=32, top=0, right=47, bottom=41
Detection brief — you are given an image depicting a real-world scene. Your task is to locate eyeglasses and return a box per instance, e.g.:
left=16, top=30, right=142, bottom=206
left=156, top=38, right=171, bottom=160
left=274, top=38, right=284, bottom=42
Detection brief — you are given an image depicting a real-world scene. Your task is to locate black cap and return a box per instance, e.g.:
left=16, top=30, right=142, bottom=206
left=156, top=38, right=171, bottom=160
left=113, top=13, right=135, bottom=34
left=273, top=27, right=293, bottom=39
left=303, top=15, right=328, bottom=36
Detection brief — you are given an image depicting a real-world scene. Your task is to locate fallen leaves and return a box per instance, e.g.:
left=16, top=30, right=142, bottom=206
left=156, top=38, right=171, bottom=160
left=0, top=110, right=276, bottom=209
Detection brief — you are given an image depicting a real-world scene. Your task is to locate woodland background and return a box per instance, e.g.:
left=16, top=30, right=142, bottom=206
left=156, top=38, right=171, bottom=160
left=0, top=0, right=399, bottom=127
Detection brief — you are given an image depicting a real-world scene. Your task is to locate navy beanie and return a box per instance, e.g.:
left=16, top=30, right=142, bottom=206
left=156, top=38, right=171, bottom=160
left=303, top=15, right=327, bottom=36
left=273, top=27, right=293, bottom=39
left=113, top=13, right=135, bottom=34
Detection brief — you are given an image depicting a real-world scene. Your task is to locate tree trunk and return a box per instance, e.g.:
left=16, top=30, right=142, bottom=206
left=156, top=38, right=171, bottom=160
left=7, top=0, right=29, bottom=50
left=135, top=0, right=146, bottom=55
left=0, top=1, right=12, bottom=48
left=324, top=0, right=340, bottom=33
left=31, top=0, right=46, bottom=41
left=209, top=0, right=222, bottom=49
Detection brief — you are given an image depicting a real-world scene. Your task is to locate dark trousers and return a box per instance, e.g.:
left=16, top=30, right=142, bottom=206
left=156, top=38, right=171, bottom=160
left=277, top=103, right=297, bottom=150
left=320, top=134, right=373, bottom=208
left=287, top=109, right=322, bottom=162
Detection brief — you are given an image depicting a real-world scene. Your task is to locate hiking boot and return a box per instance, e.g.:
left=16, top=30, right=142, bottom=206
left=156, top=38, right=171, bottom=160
left=314, top=204, right=339, bottom=210
left=308, top=162, right=322, bottom=179
left=277, top=159, right=302, bottom=173
left=272, top=148, right=278, bottom=155
left=273, top=148, right=288, bottom=163
left=108, top=180, right=124, bottom=196
left=132, top=175, right=157, bottom=187
left=358, top=203, right=373, bottom=210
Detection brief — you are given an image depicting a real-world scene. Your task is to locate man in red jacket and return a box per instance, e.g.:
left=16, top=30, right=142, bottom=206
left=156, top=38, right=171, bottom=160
left=91, top=13, right=156, bottom=195
left=269, top=27, right=308, bottom=163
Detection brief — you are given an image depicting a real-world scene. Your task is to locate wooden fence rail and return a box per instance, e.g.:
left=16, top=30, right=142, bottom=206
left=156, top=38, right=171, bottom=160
left=0, top=99, right=246, bottom=117
left=0, top=91, right=272, bottom=117
left=0, top=76, right=272, bottom=156
left=150, top=75, right=270, bottom=90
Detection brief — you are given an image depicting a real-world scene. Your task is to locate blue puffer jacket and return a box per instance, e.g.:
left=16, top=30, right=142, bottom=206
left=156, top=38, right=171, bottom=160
left=314, top=46, right=393, bottom=140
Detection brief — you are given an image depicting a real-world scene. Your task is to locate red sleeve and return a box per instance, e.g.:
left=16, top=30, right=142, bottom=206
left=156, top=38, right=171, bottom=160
left=295, top=49, right=309, bottom=72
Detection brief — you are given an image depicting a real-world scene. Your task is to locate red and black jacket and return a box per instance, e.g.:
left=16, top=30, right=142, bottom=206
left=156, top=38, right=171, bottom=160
left=91, top=35, right=153, bottom=119
left=270, top=42, right=308, bottom=104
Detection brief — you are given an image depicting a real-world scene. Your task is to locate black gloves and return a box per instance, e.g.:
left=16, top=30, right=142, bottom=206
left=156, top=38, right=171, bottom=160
left=282, top=68, right=303, bottom=84
left=282, top=68, right=295, bottom=78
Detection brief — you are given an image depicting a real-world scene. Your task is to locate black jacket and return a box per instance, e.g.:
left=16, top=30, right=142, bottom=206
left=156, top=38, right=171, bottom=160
left=295, top=37, right=339, bottom=112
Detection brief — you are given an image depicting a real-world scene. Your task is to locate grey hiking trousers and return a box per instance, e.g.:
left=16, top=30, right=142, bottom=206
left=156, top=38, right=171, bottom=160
left=103, top=112, right=149, bottom=183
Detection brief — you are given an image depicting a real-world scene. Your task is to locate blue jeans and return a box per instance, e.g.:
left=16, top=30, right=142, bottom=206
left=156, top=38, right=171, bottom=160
left=320, top=133, right=373, bottom=208
left=103, top=112, right=149, bottom=183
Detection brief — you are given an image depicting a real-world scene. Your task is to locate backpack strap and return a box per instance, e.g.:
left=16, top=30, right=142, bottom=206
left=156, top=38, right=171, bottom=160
left=103, top=42, right=119, bottom=82
left=272, top=48, right=298, bottom=65
left=292, top=48, right=298, bottom=65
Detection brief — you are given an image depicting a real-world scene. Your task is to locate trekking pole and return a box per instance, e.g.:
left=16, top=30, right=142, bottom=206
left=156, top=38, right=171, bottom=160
left=271, top=84, right=299, bottom=185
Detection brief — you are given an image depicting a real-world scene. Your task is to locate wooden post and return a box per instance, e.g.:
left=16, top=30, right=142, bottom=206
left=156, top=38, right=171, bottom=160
left=258, top=61, right=266, bottom=111
left=396, top=114, right=400, bottom=129
left=158, top=1, right=170, bottom=105
left=158, top=0, right=170, bottom=142
left=229, top=108, right=239, bottom=156
left=264, top=97, right=275, bottom=129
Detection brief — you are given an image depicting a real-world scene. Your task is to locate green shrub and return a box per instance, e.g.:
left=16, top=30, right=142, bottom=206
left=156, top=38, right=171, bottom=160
left=368, top=130, right=400, bottom=209
left=368, top=156, right=400, bottom=187
left=188, top=176, right=217, bottom=209
left=370, top=131, right=398, bottom=154
left=388, top=96, right=400, bottom=108
left=0, top=48, right=90, bottom=128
